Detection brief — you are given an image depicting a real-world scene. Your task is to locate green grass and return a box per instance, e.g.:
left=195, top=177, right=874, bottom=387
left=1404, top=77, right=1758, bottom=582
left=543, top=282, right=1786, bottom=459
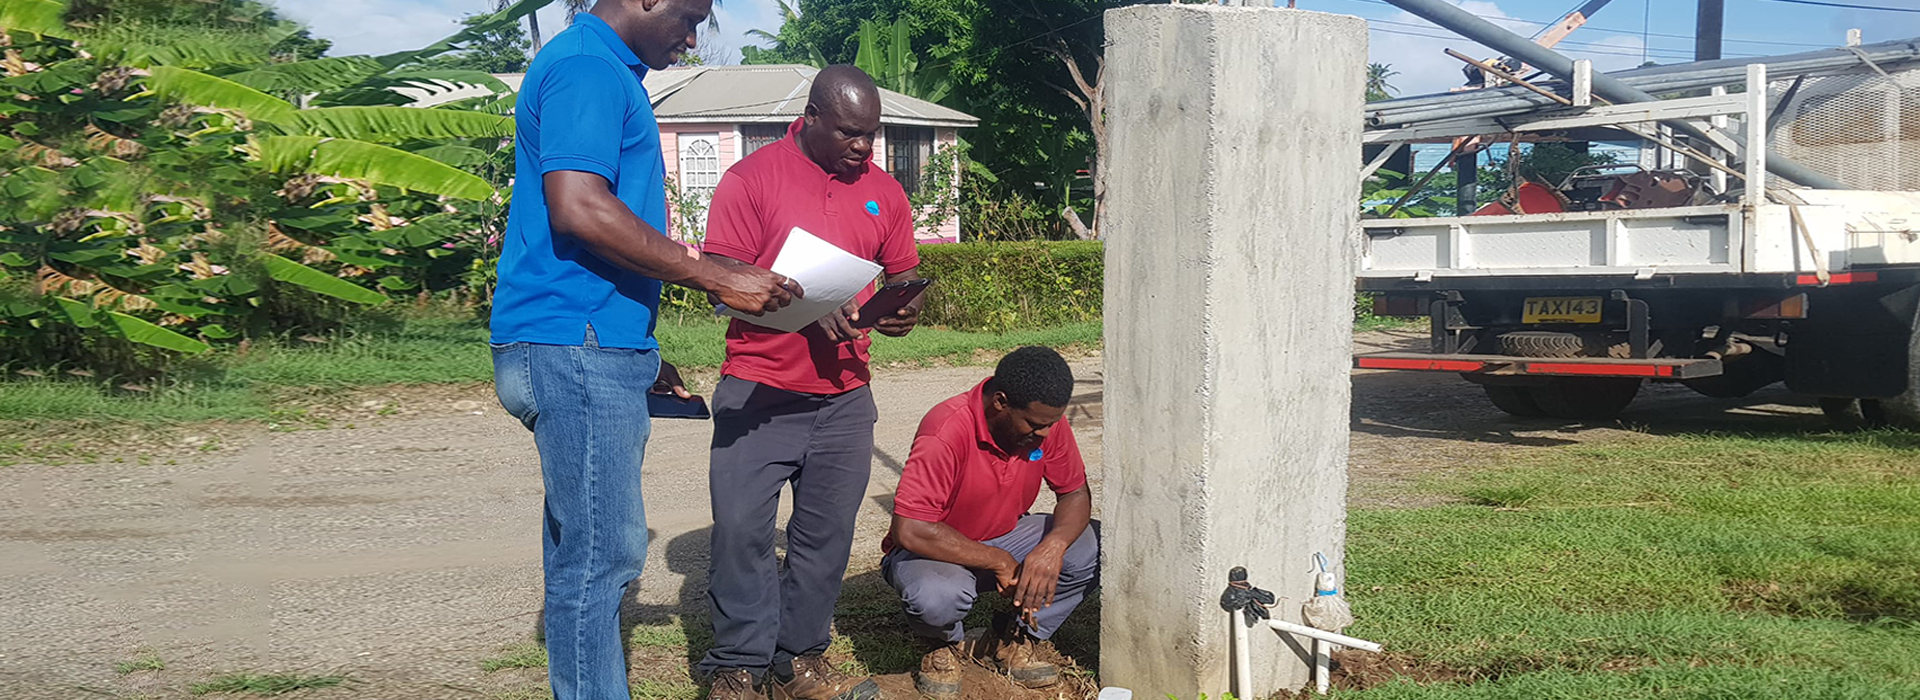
left=1338, top=431, right=1920, bottom=698
left=0, top=317, right=1101, bottom=427
left=479, top=643, right=548, bottom=672
left=114, top=652, right=166, bottom=674
left=188, top=672, right=347, bottom=696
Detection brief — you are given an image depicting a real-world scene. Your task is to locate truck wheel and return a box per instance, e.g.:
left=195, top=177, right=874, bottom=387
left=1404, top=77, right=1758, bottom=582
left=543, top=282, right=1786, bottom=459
left=1884, top=319, right=1920, bottom=430
left=1527, top=377, right=1641, bottom=420
left=1483, top=385, right=1546, bottom=417
left=1498, top=331, right=1631, bottom=359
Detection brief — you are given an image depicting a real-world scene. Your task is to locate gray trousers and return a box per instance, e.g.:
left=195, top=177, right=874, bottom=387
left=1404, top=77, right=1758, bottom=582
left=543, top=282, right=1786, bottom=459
left=881, top=515, right=1100, bottom=642
left=698, top=376, right=878, bottom=675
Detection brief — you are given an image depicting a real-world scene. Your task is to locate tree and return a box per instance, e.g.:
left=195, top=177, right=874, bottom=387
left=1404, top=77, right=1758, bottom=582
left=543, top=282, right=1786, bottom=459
left=1483, top=143, right=1619, bottom=194
left=0, top=0, right=546, bottom=367
left=1367, top=63, right=1399, bottom=102
left=672, top=27, right=730, bottom=66
left=852, top=18, right=950, bottom=102
left=411, top=12, right=532, bottom=73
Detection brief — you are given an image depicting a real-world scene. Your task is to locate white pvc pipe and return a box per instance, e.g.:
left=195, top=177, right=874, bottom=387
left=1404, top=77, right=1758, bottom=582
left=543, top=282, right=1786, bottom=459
left=1266, top=618, right=1384, bottom=653
left=1314, top=640, right=1331, bottom=695
left=1231, top=612, right=1252, bottom=700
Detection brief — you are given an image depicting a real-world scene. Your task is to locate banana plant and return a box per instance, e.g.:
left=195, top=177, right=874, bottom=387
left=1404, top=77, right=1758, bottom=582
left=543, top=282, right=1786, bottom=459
left=852, top=18, right=952, bottom=104
left=0, top=0, right=535, bottom=362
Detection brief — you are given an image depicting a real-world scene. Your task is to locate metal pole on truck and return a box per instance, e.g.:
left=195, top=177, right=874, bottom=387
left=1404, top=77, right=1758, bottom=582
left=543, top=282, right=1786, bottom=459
left=1378, top=0, right=1848, bottom=190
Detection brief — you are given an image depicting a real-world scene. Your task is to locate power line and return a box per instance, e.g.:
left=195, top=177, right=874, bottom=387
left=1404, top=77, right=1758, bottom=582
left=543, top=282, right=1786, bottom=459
left=1749, top=0, right=1920, bottom=13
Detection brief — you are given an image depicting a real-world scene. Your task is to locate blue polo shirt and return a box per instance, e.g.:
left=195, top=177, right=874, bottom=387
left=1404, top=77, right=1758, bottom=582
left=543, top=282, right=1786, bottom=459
left=491, top=14, right=666, bottom=350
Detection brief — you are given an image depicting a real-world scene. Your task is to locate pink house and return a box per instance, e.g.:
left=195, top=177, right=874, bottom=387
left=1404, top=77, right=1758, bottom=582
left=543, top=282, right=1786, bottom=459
left=642, top=65, right=978, bottom=244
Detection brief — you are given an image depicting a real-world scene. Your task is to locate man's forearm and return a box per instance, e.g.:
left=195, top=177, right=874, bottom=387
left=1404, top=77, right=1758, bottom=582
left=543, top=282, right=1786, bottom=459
left=894, top=516, right=1009, bottom=571
left=1038, top=487, right=1092, bottom=550
left=558, top=191, right=727, bottom=290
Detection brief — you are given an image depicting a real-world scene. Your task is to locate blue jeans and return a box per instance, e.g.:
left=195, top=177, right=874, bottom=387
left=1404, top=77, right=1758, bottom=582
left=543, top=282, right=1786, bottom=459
left=493, top=327, right=659, bottom=700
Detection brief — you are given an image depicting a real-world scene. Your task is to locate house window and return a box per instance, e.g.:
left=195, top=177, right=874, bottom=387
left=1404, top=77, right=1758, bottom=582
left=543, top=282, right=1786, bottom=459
left=678, top=133, right=721, bottom=232
left=741, top=123, right=786, bottom=157
left=887, top=126, right=934, bottom=196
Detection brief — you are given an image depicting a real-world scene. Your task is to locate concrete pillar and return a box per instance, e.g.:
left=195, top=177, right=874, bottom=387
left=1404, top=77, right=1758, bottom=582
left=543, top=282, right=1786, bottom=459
left=1100, top=5, right=1365, bottom=698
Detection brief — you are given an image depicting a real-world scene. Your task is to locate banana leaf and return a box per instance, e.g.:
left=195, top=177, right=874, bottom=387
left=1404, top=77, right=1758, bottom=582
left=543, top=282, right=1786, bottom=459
left=252, top=135, right=495, bottom=200
left=261, top=254, right=387, bottom=305
left=51, top=296, right=210, bottom=353
left=224, top=56, right=387, bottom=94
left=290, top=106, right=512, bottom=143
left=144, top=66, right=298, bottom=124
left=0, top=0, right=71, bottom=38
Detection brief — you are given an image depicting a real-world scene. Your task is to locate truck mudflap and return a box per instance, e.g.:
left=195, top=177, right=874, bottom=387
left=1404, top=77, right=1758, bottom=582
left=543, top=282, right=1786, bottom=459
left=1355, top=353, right=1724, bottom=380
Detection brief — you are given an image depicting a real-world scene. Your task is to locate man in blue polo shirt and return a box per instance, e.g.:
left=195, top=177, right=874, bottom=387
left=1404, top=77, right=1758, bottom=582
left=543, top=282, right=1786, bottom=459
left=489, top=1, right=796, bottom=699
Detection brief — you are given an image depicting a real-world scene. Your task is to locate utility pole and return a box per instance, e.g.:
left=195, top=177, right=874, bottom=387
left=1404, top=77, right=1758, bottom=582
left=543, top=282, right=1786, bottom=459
left=1695, top=0, right=1724, bottom=61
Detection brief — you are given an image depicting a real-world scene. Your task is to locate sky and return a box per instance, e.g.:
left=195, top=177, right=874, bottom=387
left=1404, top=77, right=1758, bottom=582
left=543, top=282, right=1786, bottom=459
left=266, top=0, right=1920, bottom=97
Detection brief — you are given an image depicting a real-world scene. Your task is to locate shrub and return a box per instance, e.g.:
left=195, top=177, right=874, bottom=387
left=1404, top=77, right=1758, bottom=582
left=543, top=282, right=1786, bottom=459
left=915, top=241, right=1101, bottom=332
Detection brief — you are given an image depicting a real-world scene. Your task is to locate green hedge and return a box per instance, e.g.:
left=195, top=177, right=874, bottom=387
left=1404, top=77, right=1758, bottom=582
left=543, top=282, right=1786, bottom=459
left=916, top=241, right=1103, bottom=332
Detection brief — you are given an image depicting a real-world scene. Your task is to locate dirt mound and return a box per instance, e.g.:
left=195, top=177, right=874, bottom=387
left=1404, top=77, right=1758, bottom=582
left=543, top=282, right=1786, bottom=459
left=870, top=662, right=1098, bottom=700
left=1327, top=649, right=1465, bottom=690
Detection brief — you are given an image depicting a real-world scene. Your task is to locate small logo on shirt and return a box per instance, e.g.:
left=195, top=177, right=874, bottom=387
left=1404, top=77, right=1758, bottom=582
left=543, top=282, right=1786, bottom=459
left=1028, top=448, right=1044, bottom=461
left=865, top=200, right=881, bottom=216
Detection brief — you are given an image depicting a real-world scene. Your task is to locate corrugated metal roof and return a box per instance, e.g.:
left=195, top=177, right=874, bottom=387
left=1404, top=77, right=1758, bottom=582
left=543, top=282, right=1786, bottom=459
left=641, top=65, right=978, bottom=128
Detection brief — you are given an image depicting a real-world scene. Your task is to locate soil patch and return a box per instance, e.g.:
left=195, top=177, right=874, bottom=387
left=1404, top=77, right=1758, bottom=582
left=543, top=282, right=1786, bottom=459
left=1326, top=649, right=1467, bottom=691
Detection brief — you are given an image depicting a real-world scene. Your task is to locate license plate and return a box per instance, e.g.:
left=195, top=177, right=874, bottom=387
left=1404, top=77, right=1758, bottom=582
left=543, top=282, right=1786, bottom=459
left=1523, top=296, right=1603, bottom=323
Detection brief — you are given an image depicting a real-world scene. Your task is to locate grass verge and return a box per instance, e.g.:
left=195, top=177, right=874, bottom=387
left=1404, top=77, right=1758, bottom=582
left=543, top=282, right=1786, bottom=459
left=1339, top=431, right=1920, bottom=698
left=0, top=317, right=1102, bottom=441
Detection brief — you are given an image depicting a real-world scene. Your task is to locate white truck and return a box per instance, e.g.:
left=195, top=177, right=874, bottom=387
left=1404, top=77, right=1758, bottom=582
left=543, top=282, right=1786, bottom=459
left=1354, top=51, right=1920, bottom=427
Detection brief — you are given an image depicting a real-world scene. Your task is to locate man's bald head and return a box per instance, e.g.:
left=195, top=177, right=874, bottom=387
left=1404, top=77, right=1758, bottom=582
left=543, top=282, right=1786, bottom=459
left=809, top=64, right=880, bottom=115
left=798, top=65, right=883, bottom=177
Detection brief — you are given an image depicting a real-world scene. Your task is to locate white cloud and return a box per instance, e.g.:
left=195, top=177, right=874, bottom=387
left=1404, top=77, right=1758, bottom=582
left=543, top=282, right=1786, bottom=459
left=1366, top=0, right=1647, bottom=99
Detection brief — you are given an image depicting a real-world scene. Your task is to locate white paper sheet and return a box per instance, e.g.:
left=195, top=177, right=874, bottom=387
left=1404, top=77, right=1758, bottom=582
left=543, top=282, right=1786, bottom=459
left=719, top=227, right=882, bottom=333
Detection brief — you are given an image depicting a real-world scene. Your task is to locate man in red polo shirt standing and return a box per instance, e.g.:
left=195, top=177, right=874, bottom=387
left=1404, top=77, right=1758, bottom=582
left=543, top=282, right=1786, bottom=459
left=883, top=346, right=1098, bottom=700
left=695, top=65, right=921, bottom=700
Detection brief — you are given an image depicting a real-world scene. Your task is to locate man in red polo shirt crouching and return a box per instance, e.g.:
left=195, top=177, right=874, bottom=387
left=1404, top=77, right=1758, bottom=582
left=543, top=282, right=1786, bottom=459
left=882, top=346, right=1097, bottom=700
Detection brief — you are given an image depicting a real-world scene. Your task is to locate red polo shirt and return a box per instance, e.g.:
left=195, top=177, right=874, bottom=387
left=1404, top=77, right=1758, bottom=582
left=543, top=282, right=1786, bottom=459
left=885, top=379, right=1088, bottom=552
left=701, top=118, right=920, bottom=395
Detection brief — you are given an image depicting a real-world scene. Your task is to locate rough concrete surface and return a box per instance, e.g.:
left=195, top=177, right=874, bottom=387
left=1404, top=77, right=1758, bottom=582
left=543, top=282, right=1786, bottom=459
left=1100, top=5, right=1367, bottom=697
left=0, top=332, right=1837, bottom=699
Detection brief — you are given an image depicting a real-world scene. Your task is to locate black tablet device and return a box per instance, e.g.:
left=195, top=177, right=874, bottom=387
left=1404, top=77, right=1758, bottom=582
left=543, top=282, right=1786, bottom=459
left=851, top=279, right=932, bottom=329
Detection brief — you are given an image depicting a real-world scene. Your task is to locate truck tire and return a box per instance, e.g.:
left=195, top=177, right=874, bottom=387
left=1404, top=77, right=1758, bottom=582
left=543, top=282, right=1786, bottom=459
left=1498, top=331, right=1632, bottom=359
left=1483, top=385, right=1546, bottom=417
left=1527, top=377, right=1641, bottom=420
left=1883, top=311, right=1920, bottom=430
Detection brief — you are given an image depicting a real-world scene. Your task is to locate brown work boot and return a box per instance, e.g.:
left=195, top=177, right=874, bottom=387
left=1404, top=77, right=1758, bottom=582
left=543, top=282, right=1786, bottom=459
left=979, top=613, right=1060, bottom=689
left=769, top=654, right=880, bottom=700
left=914, top=639, right=963, bottom=700
left=708, top=668, right=767, bottom=700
